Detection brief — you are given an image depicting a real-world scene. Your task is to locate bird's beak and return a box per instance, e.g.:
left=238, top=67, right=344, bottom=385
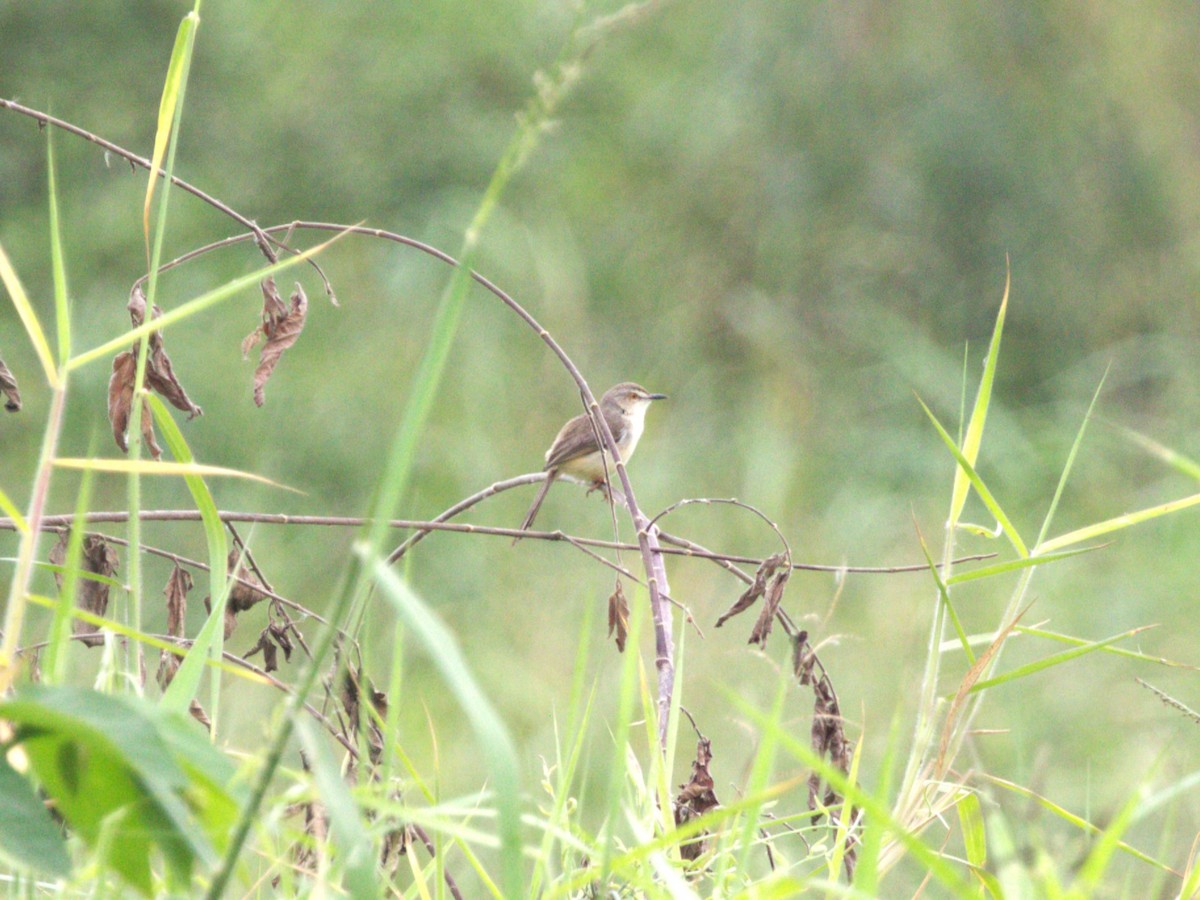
left=647, top=393, right=668, bottom=401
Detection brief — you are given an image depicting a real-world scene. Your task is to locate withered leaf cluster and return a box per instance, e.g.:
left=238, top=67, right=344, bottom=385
left=607, top=579, right=630, bottom=652
left=108, top=285, right=203, bottom=458
left=245, top=622, right=294, bottom=674
left=673, top=736, right=720, bottom=862
left=48, top=529, right=119, bottom=648
left=0, top=358, right=20, bottom=411
left=205, top=550, right=270, bottom=639
left=340, top=664, right=389, bottom=766
left=793, top=631, right=859, bottom=876
left=241, top=276, right=307, bottom=407
left=714, top=552, right=791, bottom=647
left=156, top=564, right=193, bottom=690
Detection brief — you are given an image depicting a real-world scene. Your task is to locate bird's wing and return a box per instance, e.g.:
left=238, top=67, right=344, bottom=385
left=545, top=411, right=601, bottom=469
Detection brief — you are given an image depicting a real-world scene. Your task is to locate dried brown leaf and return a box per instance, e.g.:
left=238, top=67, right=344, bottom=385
left=107, top=349, right=163, bottom=459
left=189, top=699, right=212, bottom=731
left=716, top=552, right=787, bottom=629
left=50, top=530, right=119, bottom=648
left=156, top=565, right=192, bottom=689
left=607, top=580, right=630, bottom=652
left=0, top=358, right=20, bottom=411
left=243, top=277, right=307, bottom=406
left=749, top=568, right=790, bottom=648
left=674, top=737, right=719, bottom=862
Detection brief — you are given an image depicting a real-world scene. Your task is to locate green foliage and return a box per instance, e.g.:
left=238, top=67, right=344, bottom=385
left=3, top=1, right=1200, bottom=896
left=0, top=685, right=241, bottom=895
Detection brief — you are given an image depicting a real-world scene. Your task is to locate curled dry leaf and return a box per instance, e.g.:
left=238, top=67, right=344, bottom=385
left=128, top=285, right=203, bottom=420
left=242, top=276, right=307, bottom=407
left=340, top=665, right=388, bottom=764
left=109, top=285, right=202, bottom=457
left=715, top=552, right=788, bottom=630
left=749, top=568, right=790, bottom=648
left=792, top=632, right=857, bottom=866
left=673, top=737, right=719, bottom=862
left=156, top=564, right=193, bottom=690
left=0, top=357, right=20, bottom=411
left=49, top=529, right=119, bottom=648
left=205, top=550, right=270, bottom=639
left=245, top=622, right=295, bottom=674
left=607, top=579, right=630, bottom=652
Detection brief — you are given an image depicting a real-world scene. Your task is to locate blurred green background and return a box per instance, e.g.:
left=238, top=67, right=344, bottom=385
left=3, top=0, right=1199, bottom=887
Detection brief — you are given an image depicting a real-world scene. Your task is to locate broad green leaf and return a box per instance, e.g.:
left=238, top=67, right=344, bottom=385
left=0, top=685, right=238, bottom=894
left=0, top=241, right=57, bottom=386
left=0, top=752, right=70, bottom=876
left=949, top=270, right=1008, bottom=526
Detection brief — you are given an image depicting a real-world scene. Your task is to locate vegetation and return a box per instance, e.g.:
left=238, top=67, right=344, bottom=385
left=2, top=2, right=1199, bottom=896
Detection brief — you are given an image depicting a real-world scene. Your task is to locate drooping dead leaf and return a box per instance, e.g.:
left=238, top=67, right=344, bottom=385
left=0, top=358, right=20, bottom=411
left=156, top=564, right=193, bottom=689
left=108, top=285, right=201, bottom=457
left=340, top=664, right=388, bottom=764
left=245, top=621, right=295, bottom=674
left=49, top=529, right=120, bottom=648
left=748, top=568, right=790, bottom=648
left=792, top=630, right=859, bottom=880
left=206, top=550, right=270, bottom=639
left=673, top=736, right=719, bottom=862
left=130, top=288, right=203, bottom=421
left=242, top=277, right=307, bottom=406
left=715, top=552, right=787, bottom=630
left=607, top=580, right=630, bottom=652
left=189, top=699, right=212, bottom=731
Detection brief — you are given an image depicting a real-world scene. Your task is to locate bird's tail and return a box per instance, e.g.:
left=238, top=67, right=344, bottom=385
left=513, top=473, right=556, bottom=544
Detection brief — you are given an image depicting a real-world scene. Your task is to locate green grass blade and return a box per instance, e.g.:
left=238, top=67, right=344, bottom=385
left=918, top=394, right=1029, bottom=557
left=965, top=626, right=1151, bottom=694
left=945, top=545, right=1102, bottom=585
left=295, top=718, right=377, bottom=896
left=43, top=462, right=95, bottom=684
left=1035, top=367, right=1108, bottom=547
left=949, top=270, right=1008, bottom=526
left=143, top=12, right=198, bottom=251
left=0, top=241, right=57, bottom=387
left=46, top=129, right=71, bottom=367
left=0, top=487, right=28, bottom=533
left=367, top=552, right=523, bottom=898
left=1113, top=423, right=1200, bottom=481
left=915, top=521, right=973, bottom=663
left=983, top=775, right=1168, bottom=872
left=146, top=393, right=231, bottom=718
left=1039, top=491, right=1200, bottom=554
left=1014, top=625, right=1190, bottom=668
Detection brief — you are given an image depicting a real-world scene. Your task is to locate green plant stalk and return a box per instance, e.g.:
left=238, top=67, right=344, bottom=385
left=203, top=556, right=358, bottom=899
left=43, top=464, right=95, bottom=683
left=0, top=380, right=68, bottom=686
left=126, top=7, right=199, bottom=691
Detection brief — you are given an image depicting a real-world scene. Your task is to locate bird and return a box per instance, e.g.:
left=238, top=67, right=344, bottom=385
left=515, top=382, right=667, bottom=539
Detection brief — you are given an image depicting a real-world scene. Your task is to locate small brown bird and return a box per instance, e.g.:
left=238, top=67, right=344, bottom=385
left=515, top=382, right=667, bottom=538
